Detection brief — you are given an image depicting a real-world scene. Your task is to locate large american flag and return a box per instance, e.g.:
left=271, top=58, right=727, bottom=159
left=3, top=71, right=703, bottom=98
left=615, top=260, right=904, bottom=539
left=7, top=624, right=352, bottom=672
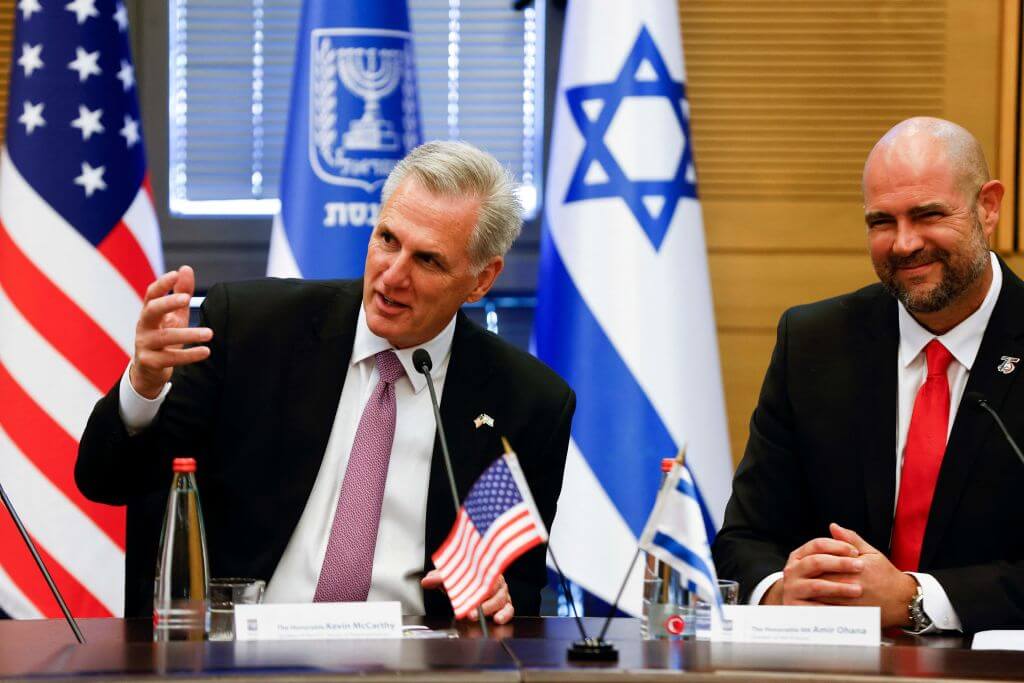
left=431, top=452, right=548, bottom=618
left=0, top=0, right=161, bottom=618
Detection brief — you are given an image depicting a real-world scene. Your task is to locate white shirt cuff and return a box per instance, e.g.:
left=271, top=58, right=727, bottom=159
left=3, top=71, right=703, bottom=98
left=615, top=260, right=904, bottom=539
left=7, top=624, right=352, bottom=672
left=118, top=364, right=171, bottom=435
left=749, top=571, right=783, bottom=605
left=907, top=572, right=962, bottom=633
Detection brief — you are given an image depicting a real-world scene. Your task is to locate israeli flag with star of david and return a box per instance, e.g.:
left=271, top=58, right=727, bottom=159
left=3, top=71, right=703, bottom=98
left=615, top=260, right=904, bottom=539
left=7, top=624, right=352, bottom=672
left=535, top=0, right=732, bottom=615
left=267, top=0, right=421, bottom=278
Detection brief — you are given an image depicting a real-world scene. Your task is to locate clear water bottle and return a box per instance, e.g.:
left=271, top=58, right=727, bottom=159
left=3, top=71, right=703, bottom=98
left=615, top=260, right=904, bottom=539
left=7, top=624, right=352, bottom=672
left=153, top=457, right=210, bottom=641
left=640, top=458, right=694, bottom=640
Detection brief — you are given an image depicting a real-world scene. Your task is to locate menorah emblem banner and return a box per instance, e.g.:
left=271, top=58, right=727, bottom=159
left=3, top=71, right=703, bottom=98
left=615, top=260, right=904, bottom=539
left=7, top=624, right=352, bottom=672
left=336, top=47, right=404, bottom=152
left=267, top=0, right=422, bottom=280
left=309, top=29, right=419, bottom=191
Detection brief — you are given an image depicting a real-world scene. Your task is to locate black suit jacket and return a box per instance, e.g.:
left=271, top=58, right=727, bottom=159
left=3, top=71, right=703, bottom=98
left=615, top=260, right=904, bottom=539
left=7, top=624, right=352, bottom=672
left=712, top=257, right=1024, bottom=632
left=75, top=278, right=575, bottom=619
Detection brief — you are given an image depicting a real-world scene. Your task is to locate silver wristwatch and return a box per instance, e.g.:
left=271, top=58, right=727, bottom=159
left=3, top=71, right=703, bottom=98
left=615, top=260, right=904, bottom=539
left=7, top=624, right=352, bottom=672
left=908, top=585, right=932, bottom=632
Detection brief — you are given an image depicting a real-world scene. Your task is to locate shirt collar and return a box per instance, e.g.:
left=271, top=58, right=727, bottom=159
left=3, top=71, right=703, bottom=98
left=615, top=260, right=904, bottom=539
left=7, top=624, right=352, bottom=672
left=352, top=305, right=457, bottom=394
left=898, top=251, right=1002, bottom=371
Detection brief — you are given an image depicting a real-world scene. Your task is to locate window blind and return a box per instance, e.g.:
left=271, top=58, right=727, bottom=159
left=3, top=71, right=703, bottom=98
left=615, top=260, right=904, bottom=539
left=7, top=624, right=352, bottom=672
left=168, top=0, right=542, bottom=217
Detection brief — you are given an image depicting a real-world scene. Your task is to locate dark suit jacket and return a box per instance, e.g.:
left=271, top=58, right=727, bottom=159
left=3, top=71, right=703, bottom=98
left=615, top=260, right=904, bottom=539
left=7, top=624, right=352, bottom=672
left=712, top=257, right=1024, bottom=632
left=75, top=278, right=575, bottom=619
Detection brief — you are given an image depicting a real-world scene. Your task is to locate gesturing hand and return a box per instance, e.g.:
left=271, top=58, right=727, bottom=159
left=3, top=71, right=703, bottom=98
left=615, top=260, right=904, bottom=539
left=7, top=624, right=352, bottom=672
left=130, top=266, right=213, bottom=399
left=421, top=570, right=515, bottom=624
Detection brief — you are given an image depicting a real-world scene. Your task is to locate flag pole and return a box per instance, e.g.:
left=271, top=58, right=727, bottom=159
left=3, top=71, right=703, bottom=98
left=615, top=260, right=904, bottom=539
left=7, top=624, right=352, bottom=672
left=0, top=481, right=85, bottom=643
left=499, top=437, right=588, bottom=642
left=499, top=437, right=617, bottom=661
left=595, top=547, right=641, bottom=643
left=548, top=549, right=586, bottom=633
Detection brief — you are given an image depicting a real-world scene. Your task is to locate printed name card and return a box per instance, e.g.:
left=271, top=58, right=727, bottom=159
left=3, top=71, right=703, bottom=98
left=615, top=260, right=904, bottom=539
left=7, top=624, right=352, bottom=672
left=233, top=602, right=402, bottom=641
left=710, top=605, right=880, bottom=646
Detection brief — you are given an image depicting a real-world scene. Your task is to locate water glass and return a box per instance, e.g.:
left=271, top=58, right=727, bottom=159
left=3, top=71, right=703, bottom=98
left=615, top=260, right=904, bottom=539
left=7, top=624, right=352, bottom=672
left=716, top=579, right=739, bottom=605
left=695, top=578, right=740, bottom=639
left=641, top=574, right=695, bottom=640
left=208, top=578, right=265, bottom=641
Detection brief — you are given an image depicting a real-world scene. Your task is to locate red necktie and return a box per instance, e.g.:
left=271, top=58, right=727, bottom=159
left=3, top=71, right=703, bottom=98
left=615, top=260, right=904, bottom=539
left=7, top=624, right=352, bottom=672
left=891, top=340, right=954, bottom=571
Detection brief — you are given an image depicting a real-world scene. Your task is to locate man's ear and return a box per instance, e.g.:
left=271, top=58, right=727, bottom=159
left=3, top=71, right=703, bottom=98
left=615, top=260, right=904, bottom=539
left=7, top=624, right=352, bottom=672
left=465, top=257, right=504, bottom=304
left=977, top=179, right=1005, bottom=239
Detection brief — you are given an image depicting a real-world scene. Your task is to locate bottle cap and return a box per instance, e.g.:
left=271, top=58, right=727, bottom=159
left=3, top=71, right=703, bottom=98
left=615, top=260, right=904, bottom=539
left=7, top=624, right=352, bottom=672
left=172, top=458, right=196, bottom=473
left=660, top=458, right=674, bottom=473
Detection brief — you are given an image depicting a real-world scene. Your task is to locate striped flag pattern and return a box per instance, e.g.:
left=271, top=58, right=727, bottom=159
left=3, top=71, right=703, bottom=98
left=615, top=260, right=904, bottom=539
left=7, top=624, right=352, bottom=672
left=431, top=452, right=547, bottom=618
left=638, top=461, right=723, bottom=619
left=534, top=0, right=732, bottom=613
left=0, top=0, right=161, bottom=618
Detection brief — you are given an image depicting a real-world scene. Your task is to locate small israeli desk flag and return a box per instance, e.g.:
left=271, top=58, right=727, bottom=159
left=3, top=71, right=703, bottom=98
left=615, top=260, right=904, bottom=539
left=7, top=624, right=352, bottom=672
left=534, top=0, right=732, bottom=614
left=638, top=461, right=724, bottom=620
left=268, top=0, right=422, bottom=278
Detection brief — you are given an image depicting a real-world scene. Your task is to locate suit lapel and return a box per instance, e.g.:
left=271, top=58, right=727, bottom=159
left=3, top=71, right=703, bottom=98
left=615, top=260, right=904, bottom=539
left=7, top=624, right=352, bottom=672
left=424, top=312, right=498, bottom=541
left=859, top=291, right=900, bottom=552
left=920, top=259, right=1024, bottom=567
left=422, top=312, right=499, bottom=614
left=277, top=281, right=362, bottom=540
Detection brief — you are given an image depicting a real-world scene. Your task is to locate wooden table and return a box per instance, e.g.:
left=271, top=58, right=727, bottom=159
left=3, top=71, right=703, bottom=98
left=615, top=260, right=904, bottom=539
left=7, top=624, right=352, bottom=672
left=2, top=617, right=1023, bottom=682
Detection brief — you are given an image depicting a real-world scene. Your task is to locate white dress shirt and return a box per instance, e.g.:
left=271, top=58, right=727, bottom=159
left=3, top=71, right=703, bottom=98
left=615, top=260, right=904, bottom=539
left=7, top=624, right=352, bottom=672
left=119, top=305, right=455, bottom=614
left=748, top=252, right=1002, bottom=633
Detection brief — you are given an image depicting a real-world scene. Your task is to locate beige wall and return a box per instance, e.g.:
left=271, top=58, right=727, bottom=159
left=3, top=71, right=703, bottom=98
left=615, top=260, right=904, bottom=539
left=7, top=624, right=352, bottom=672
left=678, top=0, right=1021, bottom=466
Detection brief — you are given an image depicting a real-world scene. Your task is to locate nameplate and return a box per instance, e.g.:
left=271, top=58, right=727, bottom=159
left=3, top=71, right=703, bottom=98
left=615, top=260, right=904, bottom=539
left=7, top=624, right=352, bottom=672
left=233, top=602, right=402, bottom=641
left=710, top=605, right=880, bottom=646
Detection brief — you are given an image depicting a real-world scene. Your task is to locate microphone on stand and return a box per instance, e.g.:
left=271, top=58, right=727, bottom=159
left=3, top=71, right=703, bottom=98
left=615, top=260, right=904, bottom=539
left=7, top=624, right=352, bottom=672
left=413, top=348, right=490, bottom=636
left=0, top=480, right=85, bottom=643
left=965, top=391, right=1024, bottom=467
left=413, top=348, right=612, bottom=659
left=412, top=349, right=458, bottom=503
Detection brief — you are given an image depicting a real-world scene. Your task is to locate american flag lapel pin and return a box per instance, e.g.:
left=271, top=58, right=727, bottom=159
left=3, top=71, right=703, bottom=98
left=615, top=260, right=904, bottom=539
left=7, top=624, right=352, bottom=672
left=473, top=413, right=494, bottom=429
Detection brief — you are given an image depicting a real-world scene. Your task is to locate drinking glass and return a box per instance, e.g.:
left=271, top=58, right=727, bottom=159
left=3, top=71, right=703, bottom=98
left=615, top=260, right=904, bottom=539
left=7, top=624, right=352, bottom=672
left=695, top=579, right=740, bottom=639
left=208, top=578, right=265, bottom=641
left=641, top=573, right=695, bottom=640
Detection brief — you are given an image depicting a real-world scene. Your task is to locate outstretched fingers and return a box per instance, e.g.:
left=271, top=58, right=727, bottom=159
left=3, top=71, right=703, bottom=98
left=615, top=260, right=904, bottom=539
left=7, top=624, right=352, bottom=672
left=130, top=266, right=211, bottom=398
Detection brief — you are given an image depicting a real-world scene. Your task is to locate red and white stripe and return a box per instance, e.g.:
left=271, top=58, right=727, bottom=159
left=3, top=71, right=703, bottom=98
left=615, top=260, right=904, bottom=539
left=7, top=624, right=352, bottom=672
left=0, top=146, right=162, bottom=618
left=432, top=504, right=545, bottom=618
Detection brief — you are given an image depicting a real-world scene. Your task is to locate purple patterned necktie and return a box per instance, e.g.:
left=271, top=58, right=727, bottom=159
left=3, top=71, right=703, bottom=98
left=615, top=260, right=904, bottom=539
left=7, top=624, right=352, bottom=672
left=314, top=350, right=405, bottom=602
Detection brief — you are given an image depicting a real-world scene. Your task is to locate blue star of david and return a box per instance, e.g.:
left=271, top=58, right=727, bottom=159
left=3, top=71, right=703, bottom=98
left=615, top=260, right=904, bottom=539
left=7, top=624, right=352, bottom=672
left=563, top=26, right=697, bottom=251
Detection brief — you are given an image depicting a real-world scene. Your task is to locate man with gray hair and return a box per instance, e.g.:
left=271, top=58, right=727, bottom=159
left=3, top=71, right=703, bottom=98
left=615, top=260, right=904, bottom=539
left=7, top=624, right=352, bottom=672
left=713, top=117, right=1024, bottom=632
left=76, top=140, right=576, bottom=623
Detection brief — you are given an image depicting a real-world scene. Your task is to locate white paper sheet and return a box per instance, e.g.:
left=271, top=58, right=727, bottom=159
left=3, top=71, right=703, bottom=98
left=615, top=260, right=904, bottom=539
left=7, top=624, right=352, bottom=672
left=972, top=630, right=1024, bottom=651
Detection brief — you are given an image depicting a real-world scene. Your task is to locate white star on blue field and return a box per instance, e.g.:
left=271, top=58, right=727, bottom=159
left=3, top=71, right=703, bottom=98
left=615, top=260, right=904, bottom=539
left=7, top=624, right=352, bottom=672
left=563, top=26, right=697, bottom=251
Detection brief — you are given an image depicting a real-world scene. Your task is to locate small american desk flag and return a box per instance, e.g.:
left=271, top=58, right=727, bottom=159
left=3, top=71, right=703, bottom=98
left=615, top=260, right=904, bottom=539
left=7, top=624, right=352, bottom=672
left=0, top=0, right=161, bottom=618
left=432, top=451, right=548, bottom=618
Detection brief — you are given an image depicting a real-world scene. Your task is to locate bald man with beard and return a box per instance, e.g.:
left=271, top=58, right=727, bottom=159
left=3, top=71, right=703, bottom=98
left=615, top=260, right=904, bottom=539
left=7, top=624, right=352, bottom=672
left=712, top=117, right=1024, bottom=633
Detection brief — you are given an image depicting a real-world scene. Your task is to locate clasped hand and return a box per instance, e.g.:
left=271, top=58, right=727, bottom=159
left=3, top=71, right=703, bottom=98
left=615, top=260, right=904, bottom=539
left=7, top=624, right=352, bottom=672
left=764, top=523, right=917, bottom=627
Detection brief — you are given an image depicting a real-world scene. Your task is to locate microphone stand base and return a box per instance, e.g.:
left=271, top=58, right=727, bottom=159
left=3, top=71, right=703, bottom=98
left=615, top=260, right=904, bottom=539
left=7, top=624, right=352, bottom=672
left=567, top=638, right=618, bottom=663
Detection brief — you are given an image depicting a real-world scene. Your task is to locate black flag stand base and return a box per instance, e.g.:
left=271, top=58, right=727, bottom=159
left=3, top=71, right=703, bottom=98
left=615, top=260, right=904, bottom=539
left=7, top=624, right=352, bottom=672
left=568, top=637, right=619, bottom=663
left=576, top=449, right=688, bottom=663
left=546, top=546, right=619, bottom=663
